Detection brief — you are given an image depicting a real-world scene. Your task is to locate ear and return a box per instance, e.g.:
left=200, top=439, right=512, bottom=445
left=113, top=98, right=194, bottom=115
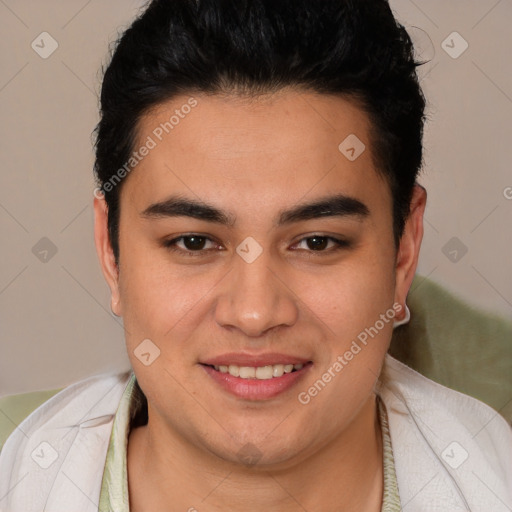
left=393, top=183, right=427, bottom=319
left=93, top=193, right=122, bottom=316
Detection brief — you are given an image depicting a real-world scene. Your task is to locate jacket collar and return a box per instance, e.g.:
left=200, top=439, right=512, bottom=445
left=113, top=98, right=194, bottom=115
left=1, top=356, right=511, bottom=511
left=378, top=355, right=512, bottom=511
left=0, top=371, right=132, bottom=512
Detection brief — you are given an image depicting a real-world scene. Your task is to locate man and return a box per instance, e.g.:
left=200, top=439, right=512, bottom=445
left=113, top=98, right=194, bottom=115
left=1, top=1, right=511, bottom=511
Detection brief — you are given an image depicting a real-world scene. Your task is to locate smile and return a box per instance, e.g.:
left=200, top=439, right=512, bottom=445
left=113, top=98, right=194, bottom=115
left=200, top=360, right=313, bottom=400
left=212, top=363, right=304, bottom=380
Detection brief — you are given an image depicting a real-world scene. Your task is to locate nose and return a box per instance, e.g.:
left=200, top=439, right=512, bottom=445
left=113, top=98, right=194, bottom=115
left=214, top=246, right=299, bottom=338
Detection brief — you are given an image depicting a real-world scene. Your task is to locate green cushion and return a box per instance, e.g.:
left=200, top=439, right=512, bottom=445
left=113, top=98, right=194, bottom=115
left=0, top=389, right=61, bottom=451
left=1, top=274, right=510, bottom=453
left=390, top=275, right=512, bottom=424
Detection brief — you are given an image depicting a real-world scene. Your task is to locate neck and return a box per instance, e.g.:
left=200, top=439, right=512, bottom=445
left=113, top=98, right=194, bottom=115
left=128, top=394, right=383, bottom=512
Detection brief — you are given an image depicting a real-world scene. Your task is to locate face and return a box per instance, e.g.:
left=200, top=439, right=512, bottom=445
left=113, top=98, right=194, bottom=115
left=95, top=89, right=425, bottom=467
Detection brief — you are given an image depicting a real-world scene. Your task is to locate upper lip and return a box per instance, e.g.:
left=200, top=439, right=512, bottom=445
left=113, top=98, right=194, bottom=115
left=201, top=352, right=311, bottom=367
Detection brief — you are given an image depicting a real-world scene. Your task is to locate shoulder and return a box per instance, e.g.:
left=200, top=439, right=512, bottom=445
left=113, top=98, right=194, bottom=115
left=379, top=355, right=512, bottom=479
left=381, top=354, right=512, bottom=436
left=0, top=371, right=132, bottom=455
left=0, top=371, right=133, bottom=511
left=379, top=355, right=512, bottom=507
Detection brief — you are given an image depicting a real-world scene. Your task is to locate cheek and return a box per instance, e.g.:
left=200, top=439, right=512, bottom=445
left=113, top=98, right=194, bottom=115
left=296, top=273, right=396, bottom=435
left=299, top=250, right=396, bottom=336
left=117, top=234, right=191, bottom=341
left=120, top=264, right=210, bottom=338
left=118, top=243, right=232, bottom=372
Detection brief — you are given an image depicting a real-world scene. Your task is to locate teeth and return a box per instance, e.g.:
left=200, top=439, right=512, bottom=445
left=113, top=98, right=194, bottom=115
left=239, top=366, right=256, bottom=379
left=272, top=364, right=284, bottom=377
left=212, top=362, right=305, bottom=380
left=256, top=366, right=273, bottom=379
left=228, top=364, right=240, bottom=377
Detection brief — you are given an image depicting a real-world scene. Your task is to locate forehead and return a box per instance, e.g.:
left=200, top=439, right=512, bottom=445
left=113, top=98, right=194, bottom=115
left=138, top=89, right=371, bottom=161
left=122, top=89, right=390, bottom=218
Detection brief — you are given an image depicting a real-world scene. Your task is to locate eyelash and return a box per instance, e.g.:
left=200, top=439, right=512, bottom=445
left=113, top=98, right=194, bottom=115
left=162, top=234, right=351, bottom=257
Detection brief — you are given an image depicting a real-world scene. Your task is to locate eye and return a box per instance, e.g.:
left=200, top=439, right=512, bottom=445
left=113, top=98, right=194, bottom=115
left=162, top=234, right=351, bottom=258
left=163, top=235, right=220, bottom=256
left=292, top=235, right=351, bottom=253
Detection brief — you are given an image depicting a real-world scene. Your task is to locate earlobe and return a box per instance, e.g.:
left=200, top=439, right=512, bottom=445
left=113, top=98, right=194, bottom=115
left=394, top=183, right=427, bottom=311
left=93, top=194, right=122, bottom=316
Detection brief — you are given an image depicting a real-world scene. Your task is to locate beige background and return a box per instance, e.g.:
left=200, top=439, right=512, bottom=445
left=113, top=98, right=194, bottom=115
left=0, top=0, right=511, bottom=396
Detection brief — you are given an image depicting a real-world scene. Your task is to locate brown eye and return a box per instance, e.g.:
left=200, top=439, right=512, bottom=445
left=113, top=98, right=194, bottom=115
left=293, top=235, right=350, bottom=253
left=181, top=236, right=207, bottom=250
left=163, top=235, right=218, bottom=255
left=305, top=236, right=329, bottom=251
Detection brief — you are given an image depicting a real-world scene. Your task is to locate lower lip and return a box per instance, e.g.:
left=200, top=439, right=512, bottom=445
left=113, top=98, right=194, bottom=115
left=201, top=363, right=312, bottom=400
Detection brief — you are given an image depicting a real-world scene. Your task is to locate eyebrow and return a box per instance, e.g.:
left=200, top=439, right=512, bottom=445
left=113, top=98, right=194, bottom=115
left=140, top=193, right=370, bottom=227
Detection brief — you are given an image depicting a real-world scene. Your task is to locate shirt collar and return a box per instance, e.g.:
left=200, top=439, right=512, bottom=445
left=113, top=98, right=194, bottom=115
left=99, top=372, right=401, bottom=511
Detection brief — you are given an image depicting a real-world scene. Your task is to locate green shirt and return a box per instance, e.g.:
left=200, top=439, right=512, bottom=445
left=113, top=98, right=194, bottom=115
left=98, top=374, right=402, bottom=511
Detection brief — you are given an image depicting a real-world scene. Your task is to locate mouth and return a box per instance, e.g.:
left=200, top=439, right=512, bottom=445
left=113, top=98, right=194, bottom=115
left=199, top=357, right=313, bottom=401
left=205, top=362, right=307, bottom=379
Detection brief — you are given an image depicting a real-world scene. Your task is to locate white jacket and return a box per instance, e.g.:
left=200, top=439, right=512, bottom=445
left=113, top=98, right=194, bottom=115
left=1, top=354, right=511, bottom=511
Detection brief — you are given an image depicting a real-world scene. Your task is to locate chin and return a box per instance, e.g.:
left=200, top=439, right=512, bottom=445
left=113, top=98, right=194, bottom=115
left=212, top=441, right=303, bottom=469
left=197, top=423, right=311, bottom=469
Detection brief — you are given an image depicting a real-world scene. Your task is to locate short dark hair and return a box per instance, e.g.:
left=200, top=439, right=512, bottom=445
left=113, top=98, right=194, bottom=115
left=94, top=0, right=426, bottom=265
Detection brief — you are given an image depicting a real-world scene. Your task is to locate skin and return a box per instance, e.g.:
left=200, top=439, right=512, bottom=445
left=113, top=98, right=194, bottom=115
left=94, top=89, right=426, bottom=511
